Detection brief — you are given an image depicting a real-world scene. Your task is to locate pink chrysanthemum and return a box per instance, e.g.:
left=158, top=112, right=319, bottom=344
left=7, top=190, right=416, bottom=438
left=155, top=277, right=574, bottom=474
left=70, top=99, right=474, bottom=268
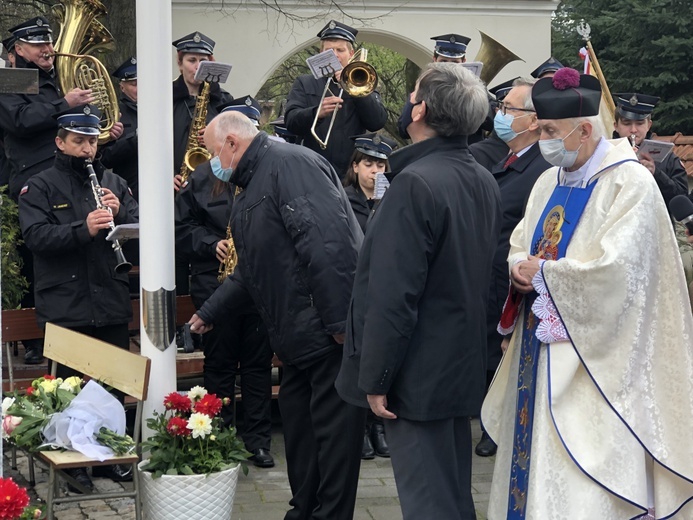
left=552, top=68, right=580, bottom=90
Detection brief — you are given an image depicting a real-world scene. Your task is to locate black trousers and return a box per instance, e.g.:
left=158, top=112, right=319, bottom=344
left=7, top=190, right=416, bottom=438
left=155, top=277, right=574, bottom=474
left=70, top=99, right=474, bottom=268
left=54, top=323, right=130, bottom=404
left=279, top=349, right=365, bottom=520
left=202, top=310, right=273, bottom=451
left=385, top=416, right=475, bottom=520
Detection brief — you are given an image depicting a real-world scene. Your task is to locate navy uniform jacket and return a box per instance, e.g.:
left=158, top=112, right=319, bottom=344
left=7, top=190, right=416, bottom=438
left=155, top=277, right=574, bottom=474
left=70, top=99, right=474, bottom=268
left=172, top=76, right=232, bottom=176
left=101, top=94, right=139, bottom=199
left=285, top=74, right=387, bottom=179
left=336, top=135, right=502, bottom=421
left=197, top=132, right=363, bottom=368
left=652, top=151, right=688, bottom=206
left=18, top=152, right=138, bottom=328
left=344, top=184, right=372, bottom=232
left=175, top=161, right=233, bottom=309
left=486, top=143, right=550, bottom=370
left=0, top=60, right=70, bottom=200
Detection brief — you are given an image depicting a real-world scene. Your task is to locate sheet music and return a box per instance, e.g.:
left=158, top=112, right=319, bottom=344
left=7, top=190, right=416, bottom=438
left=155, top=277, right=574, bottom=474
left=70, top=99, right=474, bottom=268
left=106, top=223, right=139, bottom=242
left=306, top=50, right=343, bottom=80
left=194, top=61, right=232, bottom=84
left=462, top=62, right=484, bottom=78
left=374, top=173, right=390, bottom=200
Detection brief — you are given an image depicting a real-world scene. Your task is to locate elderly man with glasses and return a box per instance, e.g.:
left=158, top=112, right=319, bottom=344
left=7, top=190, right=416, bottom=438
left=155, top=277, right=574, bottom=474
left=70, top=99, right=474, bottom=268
left=475, top=77, right=551, bottom=458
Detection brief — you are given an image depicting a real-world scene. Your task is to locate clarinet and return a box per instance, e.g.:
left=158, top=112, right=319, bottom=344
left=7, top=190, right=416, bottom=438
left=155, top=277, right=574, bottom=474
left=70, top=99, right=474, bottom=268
left=86, top=159, right=132, bottom=274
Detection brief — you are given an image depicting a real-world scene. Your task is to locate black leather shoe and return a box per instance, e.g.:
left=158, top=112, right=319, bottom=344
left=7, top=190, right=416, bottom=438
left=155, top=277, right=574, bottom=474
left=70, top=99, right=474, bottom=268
left=24, top=347, right=44, bottom=365
left=370, top=422, right=390, bottom=458
left=65, top=467, right=94, bottom=493
left=361, top=429, right=375, bottom=460
left=475, top=431, right=497, bottom=457
left=92, top=464, right=133, bottom=482
left=249, top=448, right=275, bottom=468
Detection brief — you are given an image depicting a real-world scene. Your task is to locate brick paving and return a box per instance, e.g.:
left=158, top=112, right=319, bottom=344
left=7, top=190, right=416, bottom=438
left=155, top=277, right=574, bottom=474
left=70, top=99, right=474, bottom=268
left=3, top=419, right=493, bottom=519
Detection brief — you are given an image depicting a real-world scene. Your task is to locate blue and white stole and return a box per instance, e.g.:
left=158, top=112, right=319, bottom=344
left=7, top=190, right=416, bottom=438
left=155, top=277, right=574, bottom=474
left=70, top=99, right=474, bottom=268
left=506, top=172, right=599, bottom=518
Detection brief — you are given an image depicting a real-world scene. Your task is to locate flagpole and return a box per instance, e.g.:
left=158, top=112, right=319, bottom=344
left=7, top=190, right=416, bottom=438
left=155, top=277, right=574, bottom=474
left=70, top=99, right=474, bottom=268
left=136, top=0, right=177, bottom=432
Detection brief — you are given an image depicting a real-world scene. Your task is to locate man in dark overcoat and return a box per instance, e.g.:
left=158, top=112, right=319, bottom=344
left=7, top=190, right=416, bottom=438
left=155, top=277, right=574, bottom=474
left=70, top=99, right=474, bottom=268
left=188, top=111, right=364, bottom=520
left=475, top=77, right=551, bottom=458
left=335, top=63, right=502, bottom=520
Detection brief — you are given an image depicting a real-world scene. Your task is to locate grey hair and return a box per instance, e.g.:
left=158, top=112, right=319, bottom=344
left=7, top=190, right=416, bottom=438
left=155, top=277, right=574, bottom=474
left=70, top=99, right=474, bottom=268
left=564, top=114, right=606, bottom=143
left=511, top=77, right=537, bottom=110
left=415, top=62, right=489, bottom=137
left=214, top=111, right=259, bottom=143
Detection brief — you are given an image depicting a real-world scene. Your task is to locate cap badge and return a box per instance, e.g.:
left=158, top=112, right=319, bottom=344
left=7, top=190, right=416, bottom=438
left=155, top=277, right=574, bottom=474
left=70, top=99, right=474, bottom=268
left=83, top=106, right=91, bottom=115
left=373, top=135, right=381, bottom=145
left=629, top=94, right=638, bottom=106
left=193, top=33, right=201, bottom=43
left=548, top=57, right=556, bottom=63
left=450, top=36, right=456, bottom=43
left=245, top=97, right=252, bottom=106
left=329, top=21, right=336, bottom=30
left=36, top=18, right=43, bottom=27
left=131, top=57, right=137, bottom=64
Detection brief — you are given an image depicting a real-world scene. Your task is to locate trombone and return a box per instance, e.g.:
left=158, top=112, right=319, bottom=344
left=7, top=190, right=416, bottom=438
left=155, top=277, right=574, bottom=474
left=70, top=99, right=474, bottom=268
left=310, top=48, right=378, bottom=149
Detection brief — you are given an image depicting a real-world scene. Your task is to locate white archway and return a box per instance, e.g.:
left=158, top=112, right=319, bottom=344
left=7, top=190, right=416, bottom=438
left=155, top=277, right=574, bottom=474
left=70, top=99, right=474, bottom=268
left=172, top=0, right=557, bottom=96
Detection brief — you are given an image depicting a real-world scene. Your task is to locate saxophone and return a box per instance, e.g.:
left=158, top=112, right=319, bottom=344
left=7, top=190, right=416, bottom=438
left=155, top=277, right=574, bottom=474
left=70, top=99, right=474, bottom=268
left=217, top=222, right=238, bottom=283
left=179, top=82, right=212, bottom=183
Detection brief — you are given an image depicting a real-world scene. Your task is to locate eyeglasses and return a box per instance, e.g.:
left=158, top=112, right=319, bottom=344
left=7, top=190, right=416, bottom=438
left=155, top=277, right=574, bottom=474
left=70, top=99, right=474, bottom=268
left=499, top=103, right=535, bottom=116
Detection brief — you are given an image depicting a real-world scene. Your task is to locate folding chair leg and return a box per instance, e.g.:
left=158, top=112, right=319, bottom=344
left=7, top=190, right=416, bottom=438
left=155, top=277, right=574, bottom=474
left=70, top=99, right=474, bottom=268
left=46, top=465, right=56, bottom=520
left=133, top=461, right=142, bottom=520
left=10, top=445, right=17, bottom=470
left=27, top=453, right=36, bottom=487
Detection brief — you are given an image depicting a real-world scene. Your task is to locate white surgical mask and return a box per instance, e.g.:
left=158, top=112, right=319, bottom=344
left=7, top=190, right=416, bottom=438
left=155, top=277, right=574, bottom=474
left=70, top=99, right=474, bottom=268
left=538, top=124, right=584, bottom=168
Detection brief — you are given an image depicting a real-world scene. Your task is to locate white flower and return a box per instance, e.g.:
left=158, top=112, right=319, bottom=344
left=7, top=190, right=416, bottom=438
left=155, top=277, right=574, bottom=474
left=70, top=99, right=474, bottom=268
left=59, top=376, right=83, bottom=393
left=2, top=415, right=22, bottom=439
left=187, top=386, right=208, bottom=401
left=2, top=397, right=15, bottom=415
left=187, top=412, right=212, bottom=439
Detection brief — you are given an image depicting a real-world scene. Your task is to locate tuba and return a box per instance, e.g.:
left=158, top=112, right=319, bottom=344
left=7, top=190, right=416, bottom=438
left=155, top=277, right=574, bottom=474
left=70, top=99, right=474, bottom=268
left=179, top=81, right=212, bottom=183
left=474, top=31, right=524, bottom=85
left=52, top=0, right=119, bottom=145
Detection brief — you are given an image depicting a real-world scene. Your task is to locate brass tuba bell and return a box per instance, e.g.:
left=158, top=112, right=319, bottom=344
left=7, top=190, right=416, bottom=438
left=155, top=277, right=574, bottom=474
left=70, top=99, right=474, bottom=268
left=474, top=31, right=524, bottom=85
left=52, top=0, right=119, bottom=145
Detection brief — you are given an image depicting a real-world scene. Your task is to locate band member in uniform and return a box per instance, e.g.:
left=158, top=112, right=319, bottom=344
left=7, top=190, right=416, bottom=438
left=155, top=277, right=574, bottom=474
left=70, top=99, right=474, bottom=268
left=175, top=96, right=275, bottom=468
left=172, top=31, right=232, bottom=192
left=18, top=104, right=138, bottom=491
left=530, top=56, right=564, bottom=79
left=101, top=57, right=139, bottom=198
left=612, top=92, right=687, bottom=206
left=189, top=111, right=364, bottom=520
left=342, top=133, right=396, bottom=460
left=285, top=20, right=387, bottom=179
left=269, top=115, right=300, bottom=144
left=0, top=16, right=102, bottom=364
left=1, top=35, right=17, bottom=188
left=475, top=77, right=550, bottom=459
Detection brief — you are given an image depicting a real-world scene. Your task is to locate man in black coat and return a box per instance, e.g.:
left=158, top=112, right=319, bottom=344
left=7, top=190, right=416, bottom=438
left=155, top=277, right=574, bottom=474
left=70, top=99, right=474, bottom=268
left=336, top=63, right=502, bottom=520
left=612, top=92, right=687, bottom=207
left=475, top=77, right=551, bottom=458
left=101, top=57, right=139, bottom=199
left=18, top=104, right=138, bottom=490
left=285, top=20, right=387, bottom=179
left=188, top=111, right=364, bottom=520
left=175, top=100, right=275, bottom=469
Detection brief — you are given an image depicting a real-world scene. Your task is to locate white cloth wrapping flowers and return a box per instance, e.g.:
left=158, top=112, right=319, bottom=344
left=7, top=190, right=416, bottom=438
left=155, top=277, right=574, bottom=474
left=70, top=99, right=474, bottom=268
left=42, top=380, right=126, bottom=461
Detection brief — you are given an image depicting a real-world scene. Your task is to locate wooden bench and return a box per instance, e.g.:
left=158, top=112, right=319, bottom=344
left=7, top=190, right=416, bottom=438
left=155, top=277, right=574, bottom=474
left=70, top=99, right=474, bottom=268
left=2, top=296, right=281, bottom=403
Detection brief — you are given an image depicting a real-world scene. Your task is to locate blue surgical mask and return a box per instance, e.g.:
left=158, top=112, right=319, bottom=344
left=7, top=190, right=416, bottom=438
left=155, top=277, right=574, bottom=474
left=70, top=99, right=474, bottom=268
left=493, top=111, right=530, bottom=143
left=538, top=124, right=584, bottom=168
left=210, top=142, right=235, bottom=182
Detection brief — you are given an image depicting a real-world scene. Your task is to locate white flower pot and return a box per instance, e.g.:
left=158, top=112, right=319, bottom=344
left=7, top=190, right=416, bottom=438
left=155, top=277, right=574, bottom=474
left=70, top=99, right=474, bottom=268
left=138, top=461, right=240, bottom=520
